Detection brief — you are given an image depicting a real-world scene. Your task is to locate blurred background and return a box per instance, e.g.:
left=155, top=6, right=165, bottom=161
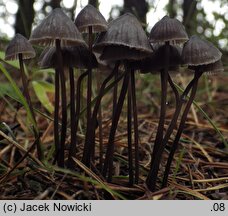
left=0, top=0, right=227, bottom=57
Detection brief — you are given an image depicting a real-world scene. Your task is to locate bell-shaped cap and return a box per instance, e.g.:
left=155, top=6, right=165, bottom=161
left=30, top=8, right=87, bottom=47
left=5, top=33, right=36, bottom=60
left=150, top=16, right=188, bottom=44
left=93, top=13, right=153, bottom=60
left=134, top=45, right=182, bottom=73
left=188, top=59, right=223, bottom=75
left=39, top=46, right=97, bottom=69
left=75, top=4, right=108, bottom=33
left=182, top=35, right=222, bottom=66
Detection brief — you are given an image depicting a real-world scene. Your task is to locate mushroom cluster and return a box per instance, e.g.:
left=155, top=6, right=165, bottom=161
left=3, top=5, right=223, bottom=192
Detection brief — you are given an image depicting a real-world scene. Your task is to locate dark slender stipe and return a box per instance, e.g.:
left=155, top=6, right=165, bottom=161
left=168, top=74, right=179, bottom=108
left=67, top=67, right=77, bottom=169
left=97, top=72, right=104, bottom=171
left=150, top=42, right=170, bottom=165
left=75, top=70, right=89, bottom=161
left=18, top=53, right=43, bottom=160
left=82, top=26, right=93, bottom=166
left=103, top=72, right=130, bottom=182
left=18, top=54, right=36, bottom=121
left=55, top=39, right=67, bottom=167
left=86, top=62, right=120, bottom=166
left=54, top=69, right=60, bottom=164
left=146, top=42, right=170, bottom=191
left=127, top=73, right=134, bottom=185
left=131, top=70, right=139, bottom=184
left=146, top=73, right=199, bottom=191
left=113, top=69, right=119, bottom=113
left=98, top=103, right=104, bottom=170
left=162, top=71, right=203, bottom=187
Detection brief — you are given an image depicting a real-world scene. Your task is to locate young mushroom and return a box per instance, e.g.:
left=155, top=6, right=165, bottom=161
left=66, top=46, right=98, bottom=169
left=39, top=45, right=97, bottom=168
left=75, top=4, right=108, bottom=33
left=146, top=16, right=188, bottom=191
left=30, top=8, right=87, bottom=167
left=74, top=4, right=108, bottom=167
left=5, top=34, right=36, bottom=117
left=5, top=33, right=43, bottom=160
left=94, top=13, right=153, bottom=183
left=146, top=35, right=222, bottom=191
left=161, top=35, right=222, bottom=188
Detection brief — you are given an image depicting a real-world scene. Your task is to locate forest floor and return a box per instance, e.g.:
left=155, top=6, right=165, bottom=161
left=0, top=65, right=227, bottom=200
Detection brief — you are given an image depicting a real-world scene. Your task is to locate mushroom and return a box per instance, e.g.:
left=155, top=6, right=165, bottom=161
left=30, top=8, right=87, bottom=167
left=94, top=13, right=153, bottom=183
left=149, top=15, right=188, bottom=154
left=146, top=16, right=188, bottom=191
left=39, top=45, right=97, bottom=168
left=66, top=46, right=97, bottom=169
left=161, top=36, right=222, bottom=188
left=5, top=33, right=43, bottom=160
left=75, top=4, right=108, bottom=167
left=75, top=4, right=108, bottom=33
left=5, top=34, right=36, bottom=115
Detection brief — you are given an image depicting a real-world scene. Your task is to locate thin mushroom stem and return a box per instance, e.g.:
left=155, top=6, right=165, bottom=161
left=54, top=68, right=60, bottom=164
left=131, top=69, right=139, bottom=184
left=109, top=66, right=119, bottom=172
left=97, top=71, right=104, bottom=170
left=113, top=68, right=119, bottom=112
left=18, top=54, right=35, bottom=120
left=146, top=74, right=197, bottom=191
left=98, top=101, right=103, bottom=171
left=68, top=70, right=89, bottom=166
left=83, top=62, right=120, bottom=166
left=55, top=39, right=67, bottom=167
left=150, top=41, right=170, bottom=165
left=103, top=71, right=130, bottom=182
left=18, top=53, right=43, bottom=160
left=83, top=26, right=93, bottom=166
left=67, top=67, right=76, bottom=169
left=168, top=74, right=179, bottom=108
left=127, top=72, right=134, bottom=185
left=75, top=70, right=89, bottom=127
left=162, top=70, right=203, bottom=187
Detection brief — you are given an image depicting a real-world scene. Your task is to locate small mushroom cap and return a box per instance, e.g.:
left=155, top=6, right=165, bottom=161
left=93, top=13, right=153, bottom=60
left=188, top=59, right=224, bottom=75
left=75, top=4, right=108, bottom=33
left=30, top=8, right=86, bottom=47
left=5, top=33, right=36, bottom=60
left=150, top=16, right=188, bottom=44
left=133, top=45, right=182, bottom=73
left=182, top=35, right=222, bottom=66
left=39, top=46, right=97, bottom=69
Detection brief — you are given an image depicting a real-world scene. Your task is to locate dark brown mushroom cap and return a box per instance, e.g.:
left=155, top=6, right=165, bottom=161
left=29, top=8, right=87, bottom=47
left=182, top=35, right=222, bottom=66
left=93, top=13, right=153, bottom=59
left=100, top=45, right=152, bottom=61
left=133, top=45, right=182, bottom=73
left=75, top=4, right=108, bottom=33
left=39, top=45, right=97, bottom=69
left=188, top=59, right=223, bottom=75
left=5, top=33, right=36, bottom=60
left=150, top=16, right=188, bottom=44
